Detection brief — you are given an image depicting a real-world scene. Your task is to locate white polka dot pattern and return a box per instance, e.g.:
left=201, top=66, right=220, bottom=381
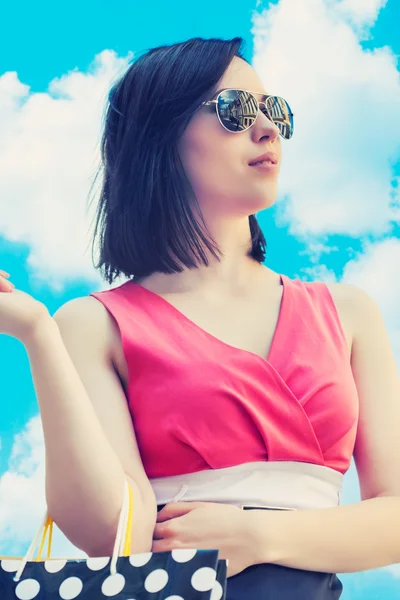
left=211, top=579, right=224, bottom=600
left=1, top=560, right=20, bottom=572
left=171, top=548, right=197, bottom=562
left=191, top=566, right=218, bottom=591
left=128, top=552, right=152, bottom=567
left=14, top=578, right=40, bottom=599
left=86, top=557, right=110, bottom=571
left=144, top=568, right=169, bottom=593
left=101, top=572, right=125, bottom=596
left=0, top=548, right=227, bottom=598
left=44, top=559, right=67, bottom=573
left=59, top=576, right=83, bottom=599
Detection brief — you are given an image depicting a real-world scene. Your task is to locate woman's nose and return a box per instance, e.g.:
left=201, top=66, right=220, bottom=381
left=256, top=106, right=280, bottom=139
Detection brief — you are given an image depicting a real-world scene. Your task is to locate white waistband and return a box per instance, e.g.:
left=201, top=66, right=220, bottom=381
left=149, top=461, right=343, bottom=510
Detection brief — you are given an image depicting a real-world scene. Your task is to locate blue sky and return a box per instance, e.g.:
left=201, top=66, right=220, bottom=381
left=1, top=0, right=400, bottom=597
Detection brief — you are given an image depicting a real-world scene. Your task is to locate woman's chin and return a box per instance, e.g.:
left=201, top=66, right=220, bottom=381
left=249, top=194, right=278, bottom=212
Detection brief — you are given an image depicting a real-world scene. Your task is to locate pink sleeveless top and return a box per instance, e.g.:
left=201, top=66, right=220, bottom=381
left=90, top=274, right=359, bottom=478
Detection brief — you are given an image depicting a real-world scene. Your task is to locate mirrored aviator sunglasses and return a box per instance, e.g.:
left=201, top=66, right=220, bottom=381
left=199, top=88, right=294, bottom=140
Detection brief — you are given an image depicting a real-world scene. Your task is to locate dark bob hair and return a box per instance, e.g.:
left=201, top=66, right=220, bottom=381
left=88, top=36, right=267, bottom=285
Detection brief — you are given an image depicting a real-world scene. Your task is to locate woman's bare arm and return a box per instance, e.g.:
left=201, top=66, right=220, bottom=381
left=24, top=297, right=158, bottom=557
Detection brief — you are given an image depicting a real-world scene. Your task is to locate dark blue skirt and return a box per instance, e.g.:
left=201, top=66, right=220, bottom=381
left=226, top=562, right=343, bottom=599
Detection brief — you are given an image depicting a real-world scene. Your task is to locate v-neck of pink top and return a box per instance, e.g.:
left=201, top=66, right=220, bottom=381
left=90, top=273, right=359, bottom=478
left=128, top=273, right=286, bottom=368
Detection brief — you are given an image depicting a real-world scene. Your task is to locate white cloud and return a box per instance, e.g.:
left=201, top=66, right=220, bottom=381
left=341, top=237, right=400, bottom=364
left=335, top=0, right=388, bottom=31
left=0, top=50, right=133, bottom=295
left=251, top=0, right=400, bottom=237
left=299, top=263, right=339, bottom=282
left=0, top=416, right=85, bottom=559
left=297, top=236, right=400, bottom=371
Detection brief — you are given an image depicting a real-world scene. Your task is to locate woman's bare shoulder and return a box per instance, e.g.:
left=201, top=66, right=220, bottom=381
left=321, top=280, right=359, bottom=356
left=53, top=295, right=121, bottom=366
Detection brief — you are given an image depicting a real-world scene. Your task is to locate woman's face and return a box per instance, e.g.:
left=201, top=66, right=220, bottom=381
left=178, top=56, right=282, bottom=221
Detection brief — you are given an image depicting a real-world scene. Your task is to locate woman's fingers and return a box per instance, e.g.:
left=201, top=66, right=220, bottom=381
left=0, top=271, right=14, bottom=291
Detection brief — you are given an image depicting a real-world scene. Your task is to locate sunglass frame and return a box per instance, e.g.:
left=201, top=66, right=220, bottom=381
left=198, top=88, right=294, bottom=139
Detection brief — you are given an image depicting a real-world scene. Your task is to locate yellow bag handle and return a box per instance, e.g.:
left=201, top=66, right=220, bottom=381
left=35, top=481, right=133, bottom=561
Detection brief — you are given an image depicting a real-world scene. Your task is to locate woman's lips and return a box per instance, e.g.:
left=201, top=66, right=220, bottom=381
left=249, top=160, right=278, bottom=171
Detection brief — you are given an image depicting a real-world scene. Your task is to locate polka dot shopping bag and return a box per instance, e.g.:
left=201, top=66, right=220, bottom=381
left=0, top=478, right=228, bottom=599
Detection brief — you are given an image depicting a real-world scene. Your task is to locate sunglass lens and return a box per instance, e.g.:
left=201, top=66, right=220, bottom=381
left=217, top=90, right=293, bottom=139
left=264, top=96, right=294, bottom=140
left=217, top=90, right=258, bottom=132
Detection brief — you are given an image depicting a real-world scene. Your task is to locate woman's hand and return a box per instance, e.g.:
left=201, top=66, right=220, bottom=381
left=152, top=501, right=259, bottom=578
left=0, top=269, right=50, bottom=345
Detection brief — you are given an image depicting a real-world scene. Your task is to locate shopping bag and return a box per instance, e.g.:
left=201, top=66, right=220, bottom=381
left=0, top=478, right=228, bottom=599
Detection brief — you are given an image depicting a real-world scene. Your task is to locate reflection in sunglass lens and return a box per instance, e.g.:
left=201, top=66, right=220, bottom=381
left=217, top=90, right=293, bottom=139
left=217, top=90, right=257, bottom=132
left=265, top=96, right=294, bottom=140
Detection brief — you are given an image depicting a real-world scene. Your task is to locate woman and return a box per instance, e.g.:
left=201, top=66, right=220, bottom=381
left=1, top=36, right=400, bottom=599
